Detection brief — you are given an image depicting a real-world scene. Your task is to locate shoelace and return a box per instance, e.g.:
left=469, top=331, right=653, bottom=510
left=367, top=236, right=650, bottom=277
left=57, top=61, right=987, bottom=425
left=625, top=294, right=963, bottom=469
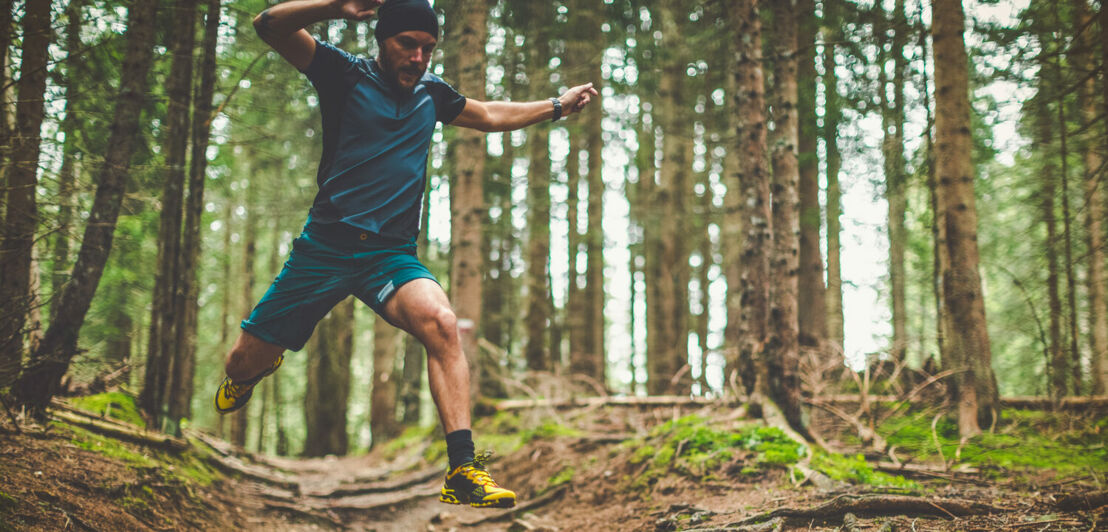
left=223, top=380, right=248, bottom=399
left=466, top=451, right=499, bottom=486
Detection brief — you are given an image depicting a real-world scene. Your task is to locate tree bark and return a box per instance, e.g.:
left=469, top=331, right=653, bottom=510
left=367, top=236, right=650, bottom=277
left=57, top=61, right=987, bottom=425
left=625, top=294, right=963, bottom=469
left=821, top=0, right=845, bottom=357
left=931, top=0, right=1000, bottom=436
left=0, top=0, right=52, bottom=388
left=523, top=3, right=553, bottom=373
left=371, top=315, right=401, bottom=447
left=726, top=0, right=772, bottom=399
left=768, top=0, right=804, bottom=430
left=651, top=0, right=692, bottom=395
left=1097, top=0, right=1108, bottom=394
left=167, top=0, right=221, bottom=428
left=445, top=0, right=491, bottom=401
left=13, top=0, right=159, bottom=412
left=1072, top=0, right=1107, bottom=396
left=795, top=0, right=826, bottom=350
left=1034, top=78, right=1066, bottom=400
left=581, top=0, right=606, bottom=388
left=143, top=0, right=197, bottom=426
left=50, top=0, right=88, bottom=310
left=231, top=184, right=258, bottom=448
left=303, top=298, right=354, bottom=456
left=880, top=0, right=909, bottom=368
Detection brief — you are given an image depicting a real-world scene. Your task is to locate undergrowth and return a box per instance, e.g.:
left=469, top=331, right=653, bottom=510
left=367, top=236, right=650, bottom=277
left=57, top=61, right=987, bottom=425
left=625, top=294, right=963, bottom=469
left=67, top=391, right=146, bottom=429
left=878, top=409, right=1108, bottom=478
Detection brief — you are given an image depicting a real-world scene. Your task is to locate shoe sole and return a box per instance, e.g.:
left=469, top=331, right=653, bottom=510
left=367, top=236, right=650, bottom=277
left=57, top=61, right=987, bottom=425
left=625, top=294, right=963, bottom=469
left=439, top=490, right=515, bottom=508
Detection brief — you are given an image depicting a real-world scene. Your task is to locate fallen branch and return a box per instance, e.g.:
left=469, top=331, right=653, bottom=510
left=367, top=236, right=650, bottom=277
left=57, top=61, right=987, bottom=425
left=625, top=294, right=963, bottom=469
left=816, top=395, right=1108, bottom=409
left=806, top=399, right=886, bottom=453
left=730, top=494, right=1005, bottom=526
left=495, top=395, right=737, bottom=411
left=183, top=428, right=234, bottom=457
left=461, top=486, right=568, bottom=527
left=49, top=410, right=188, bottom=452
left=1053, top=490, right=1108, bottom=511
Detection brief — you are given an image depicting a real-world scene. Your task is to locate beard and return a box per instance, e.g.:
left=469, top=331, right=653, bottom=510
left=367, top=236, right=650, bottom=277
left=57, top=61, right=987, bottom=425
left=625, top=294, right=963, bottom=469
left=379, top=53, right=425, bottom=93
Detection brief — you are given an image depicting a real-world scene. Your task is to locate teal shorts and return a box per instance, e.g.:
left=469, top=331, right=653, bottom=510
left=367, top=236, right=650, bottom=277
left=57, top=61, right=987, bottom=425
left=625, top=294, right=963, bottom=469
left=240, top=219, right=437, bottom=351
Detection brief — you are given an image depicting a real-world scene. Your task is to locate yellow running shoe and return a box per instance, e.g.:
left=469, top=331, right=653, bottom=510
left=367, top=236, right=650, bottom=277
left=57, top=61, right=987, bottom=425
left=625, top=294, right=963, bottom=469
left=214, top=354, right=283, bottom=414
left=439, top=451, right=517, bottom=508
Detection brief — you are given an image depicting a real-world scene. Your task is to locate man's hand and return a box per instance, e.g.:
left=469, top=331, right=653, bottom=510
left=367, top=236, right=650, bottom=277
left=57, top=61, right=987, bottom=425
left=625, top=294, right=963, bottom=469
left=559, top=82, right=599, bottom=118
left=334, top=0, right=382, bottom=21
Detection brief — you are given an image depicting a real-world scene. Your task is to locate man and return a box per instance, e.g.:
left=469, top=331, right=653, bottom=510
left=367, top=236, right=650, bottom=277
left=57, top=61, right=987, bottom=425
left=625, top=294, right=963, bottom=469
left=214, top=0, right=597, bottom=509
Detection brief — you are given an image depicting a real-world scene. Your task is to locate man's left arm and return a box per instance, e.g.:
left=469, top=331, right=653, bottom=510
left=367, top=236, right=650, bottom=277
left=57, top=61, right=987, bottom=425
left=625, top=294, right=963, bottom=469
left=450, top=83, right=598, bottom=132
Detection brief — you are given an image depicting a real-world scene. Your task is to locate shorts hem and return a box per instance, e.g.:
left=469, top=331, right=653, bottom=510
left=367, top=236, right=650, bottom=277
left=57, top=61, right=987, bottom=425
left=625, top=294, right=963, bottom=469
left=241, top=320, right=305, bottom=352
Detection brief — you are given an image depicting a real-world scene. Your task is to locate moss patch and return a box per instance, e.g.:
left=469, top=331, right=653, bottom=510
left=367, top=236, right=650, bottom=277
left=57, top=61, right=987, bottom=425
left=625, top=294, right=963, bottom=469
left=68, top=392, right=146, bottom=428
left=811, top=452, right=919, bottom=489
left=879, top=410, right=1108, bottom=478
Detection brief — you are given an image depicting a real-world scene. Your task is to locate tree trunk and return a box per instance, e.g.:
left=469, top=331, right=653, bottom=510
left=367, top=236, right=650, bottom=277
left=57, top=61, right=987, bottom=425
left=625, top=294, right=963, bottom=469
left=1034, top=80, right=1065, bottom=400
left=50, top=0, right=88, bottom=311
left=931, top=0, right=1000, bottom=436
left=371, top=315, right=401, bottom=447
left=445, top=0, right=490, bottom=401
left=768, top=0, right=804, bottom=430
left=795, top=0, right=826, bottom=351
left=523, top=4, right=553, bottom=373
left=881, top=0, right=909, bottom=368
left=0, top=0, right=52, bottom=388
left=12, top=0, right=159, bottom=412
left=1096, top=0, right=1108, bottom=394
left=143, top=0, right=197, bottom=426
left=303, top=297, right=354, bottom=457
left=1072, top=0, right=1107, bottom=396
left=652, top=0, right=692, bottom=395
left=170, top=0, right=221, bottom=430
left=821, top=0, right=845, bottom=357
left=726, top=0, right=772, bottom=399
left=231, top=187, right=258, bottom=448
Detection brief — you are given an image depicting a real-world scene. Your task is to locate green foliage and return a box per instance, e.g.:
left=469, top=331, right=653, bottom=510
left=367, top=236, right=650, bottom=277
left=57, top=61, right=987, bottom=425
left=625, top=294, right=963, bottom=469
left=57, top=421, right=221, bottom=487
left=521, top=421, right=584, bottom=443
left=57, top=422, right=155, bottom=467
left=68, top=392, right=147, bottom=428
left=811, top=453, right=919, bottom=489
left=880, top=410, right=1108, bottom=478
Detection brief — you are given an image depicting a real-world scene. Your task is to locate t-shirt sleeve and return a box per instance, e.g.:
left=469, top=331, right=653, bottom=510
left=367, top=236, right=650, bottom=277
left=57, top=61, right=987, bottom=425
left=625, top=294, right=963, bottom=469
left=301, top=39, right=361, bottom=96
left=426, top=77, right=467, bottom=124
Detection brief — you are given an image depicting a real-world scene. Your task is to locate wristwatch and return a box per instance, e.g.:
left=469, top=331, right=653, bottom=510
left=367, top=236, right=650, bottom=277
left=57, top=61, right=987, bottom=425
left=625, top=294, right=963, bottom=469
left=550, top=97, right=562, bottom=122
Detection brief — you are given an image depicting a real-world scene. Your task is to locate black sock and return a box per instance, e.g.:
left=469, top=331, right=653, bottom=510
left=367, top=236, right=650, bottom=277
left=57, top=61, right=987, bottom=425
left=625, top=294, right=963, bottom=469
left=445, top=429, right=475, bottom=470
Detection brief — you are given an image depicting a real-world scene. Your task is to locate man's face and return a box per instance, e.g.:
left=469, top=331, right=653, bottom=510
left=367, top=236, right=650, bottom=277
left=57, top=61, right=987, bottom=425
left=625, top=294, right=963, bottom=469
left=378, top=30, right=437, bottom=92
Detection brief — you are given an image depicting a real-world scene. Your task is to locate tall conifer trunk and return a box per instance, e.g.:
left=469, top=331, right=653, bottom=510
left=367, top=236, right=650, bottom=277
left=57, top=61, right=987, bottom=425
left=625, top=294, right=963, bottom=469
left=445, top=0, right=490, bottom=400
left=144, top=0, right=198, bottom=425
left=14, top=0, right=159, bottom=411
left=0, top=0, right=52, bottom=387
left=796, top=0, right=826, bottom=350
left=768, top=0, right=803, bottom=429
left=821, top=0, right=845, bottom=357
left=523, top=3, right=553, bottom=373
left=1096, top=0, right=1108, bottom=394
left=1071, top=0, right=1107, bottom=396
left=726, top=0, right=772, bottom=398
left=931, top=0, right=999, bottom=436
left=881, top=0, right=909, bottom=368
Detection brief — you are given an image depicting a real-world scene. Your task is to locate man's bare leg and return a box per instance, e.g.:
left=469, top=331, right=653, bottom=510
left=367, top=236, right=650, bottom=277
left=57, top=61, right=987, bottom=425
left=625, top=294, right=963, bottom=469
left=224, top=331, right=285, bottom=382
left=381, top=278, right=471, bottom=433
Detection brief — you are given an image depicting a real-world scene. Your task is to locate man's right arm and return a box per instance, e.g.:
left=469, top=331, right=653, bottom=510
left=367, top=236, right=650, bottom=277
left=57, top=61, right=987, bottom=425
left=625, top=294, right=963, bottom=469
left=253, top=0, right=381, bottom=71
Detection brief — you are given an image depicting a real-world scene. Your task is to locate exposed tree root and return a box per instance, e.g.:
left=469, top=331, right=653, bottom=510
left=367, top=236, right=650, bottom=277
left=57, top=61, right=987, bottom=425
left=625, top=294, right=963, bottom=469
left=303, top=466, right=442, bottom=498
left=816, top=394, right=1108, bottom=409
left=460, top=486, right=568, bottom=527
left=48, top=409, right=189, bottom=452
left=262, top=500, right=345, bottom=529
left=729, top=494, right=1006, bottom=526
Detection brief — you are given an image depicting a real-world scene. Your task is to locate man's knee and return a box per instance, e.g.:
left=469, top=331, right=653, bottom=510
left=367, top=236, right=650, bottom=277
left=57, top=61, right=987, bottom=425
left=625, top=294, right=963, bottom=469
left=418, top=304, right=459, bottom=349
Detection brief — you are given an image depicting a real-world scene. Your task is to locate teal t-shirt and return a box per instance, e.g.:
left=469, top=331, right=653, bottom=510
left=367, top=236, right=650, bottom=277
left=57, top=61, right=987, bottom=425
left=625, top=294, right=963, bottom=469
left=301, top=40, right=466, bottom=240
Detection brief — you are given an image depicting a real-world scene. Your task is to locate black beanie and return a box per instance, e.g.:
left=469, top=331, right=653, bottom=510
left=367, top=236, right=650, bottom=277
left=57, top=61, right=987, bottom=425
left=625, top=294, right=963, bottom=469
left=375, top=0, right=439, bottom=44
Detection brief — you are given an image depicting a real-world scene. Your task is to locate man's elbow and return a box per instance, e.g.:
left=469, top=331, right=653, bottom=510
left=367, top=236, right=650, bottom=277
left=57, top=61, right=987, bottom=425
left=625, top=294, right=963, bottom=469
left=253, top=10, right=275, bottom=40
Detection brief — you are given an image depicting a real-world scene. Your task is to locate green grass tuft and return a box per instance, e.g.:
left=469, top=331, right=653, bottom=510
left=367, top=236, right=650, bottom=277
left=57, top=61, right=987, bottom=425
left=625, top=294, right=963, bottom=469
left=811, top=452, right=920, bottom=489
